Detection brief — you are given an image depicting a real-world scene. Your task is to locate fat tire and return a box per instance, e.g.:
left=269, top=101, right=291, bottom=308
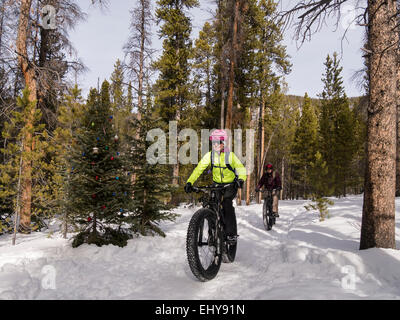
left=186, top=208, right=222, bottom=281
left=263, top=200, right=270, bottom=231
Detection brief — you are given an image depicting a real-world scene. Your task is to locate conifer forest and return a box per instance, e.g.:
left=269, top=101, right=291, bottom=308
left=0, top=0, right=399, bottom=255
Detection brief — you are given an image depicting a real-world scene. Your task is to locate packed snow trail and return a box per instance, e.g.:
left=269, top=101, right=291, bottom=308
left=1, top=195, right=400, bottom=299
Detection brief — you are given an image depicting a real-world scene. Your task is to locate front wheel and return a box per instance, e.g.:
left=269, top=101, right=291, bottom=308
left=186, top=208, right=222, bottom=281
left=263, top=200, right=273, bottom=231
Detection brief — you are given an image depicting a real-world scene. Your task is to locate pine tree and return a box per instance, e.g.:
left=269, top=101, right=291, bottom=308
left=193, top=21, right=218, bottom=129
left=110, top=59, right=130, bottom=141
left=153, top=0, right=199, bottom=188
left=53, top=85, right=86, bottom=238
left=251, top=0, right=291, bottom=202
left=129, top=88, right=177, bottom=236
left=68, top=81, right=136, bottom=248
left=0, top=88, right=54, bottom=234
left=319, top=53, right=357, bottom=197
left=291, top=93, right=318, bottom=198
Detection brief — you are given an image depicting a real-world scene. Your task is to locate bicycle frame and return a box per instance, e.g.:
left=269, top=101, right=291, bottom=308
left=263, top=190, right=274, bottom=211
left=192, top=183, right=234, bottom=256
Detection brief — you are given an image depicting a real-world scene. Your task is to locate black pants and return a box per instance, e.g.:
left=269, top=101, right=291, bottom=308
left=217, top=184, right=238, bottom=237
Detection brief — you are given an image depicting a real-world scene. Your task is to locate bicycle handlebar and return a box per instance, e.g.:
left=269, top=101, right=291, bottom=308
left=192, top=183, right=235, bottom=193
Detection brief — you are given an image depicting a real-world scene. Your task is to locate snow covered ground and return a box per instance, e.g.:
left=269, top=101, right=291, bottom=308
left=1, top=195, right=400, bottom=300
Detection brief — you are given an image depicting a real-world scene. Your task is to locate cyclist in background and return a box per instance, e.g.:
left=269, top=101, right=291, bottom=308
left=256, top=163, right=282, bottom=217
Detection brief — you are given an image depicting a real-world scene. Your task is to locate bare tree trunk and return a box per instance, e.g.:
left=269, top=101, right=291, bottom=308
left=17, top=0, right=36, bottom=233
left=220, top=95, right=225, bottom=129
left=225, top=0, right=239, bottom=130
left=281, top=156, right=285, bottom=200
left=0, top=0, right=4, bottom=57
left=131, top=0, right=147, bottom=191
left=245, top=175, right=250, bottom=205
left=397, top=101, right=400, bottom=196
left=396, top=51, right=400, bottom=196
left=172, top=104, right=180, bottom=186
left=259, top=124, right=278, bottom=177
left=246, top=106, right=256, bottom=205
left=137, top=0, right=145, bottom=121
left=12, top=140, right=24, bottom=245
left=360, top=0, right=397, bottom=250
left=216, top=0, right=226, bottom=129
left=257, top=98, right=265, bottom=204
left=256, top=125, right=277, bottom=202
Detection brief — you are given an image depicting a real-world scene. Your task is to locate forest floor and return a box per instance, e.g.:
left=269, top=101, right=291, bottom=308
left=1, top=195, right=400, bottom=299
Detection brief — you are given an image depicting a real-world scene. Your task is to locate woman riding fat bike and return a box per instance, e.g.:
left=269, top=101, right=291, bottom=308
left=184, top=129, right=247, bottom=281
left=184, top=129, right=247, bottom=243
left=256, top=163, right=282, bottom=218
left=256, top=163, right=282, bottom=230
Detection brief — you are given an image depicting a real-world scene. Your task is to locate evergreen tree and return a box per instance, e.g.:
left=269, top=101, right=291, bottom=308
left=291, top=93, right=319, bottom=198
left=153, top=0, right=199, bottom=188
left=319, top=53, right=357, bottom=197
left=129, top=88, right=177, bottom=236
left=193, top=21, right=218, bottom=129
left=68, top=81, right=136, bottom=248
left=0, top=88, right=54, bottom=233
left=53, top=85, right=86, bottom=238
left=110, top=59, right=130, bottom=141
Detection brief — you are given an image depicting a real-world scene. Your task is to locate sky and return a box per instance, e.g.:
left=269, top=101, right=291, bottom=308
left=69, top=0, right=365, bottom=99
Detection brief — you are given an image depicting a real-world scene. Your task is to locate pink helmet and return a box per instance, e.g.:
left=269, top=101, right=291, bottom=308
left=209, top=129, right=228, bottom=142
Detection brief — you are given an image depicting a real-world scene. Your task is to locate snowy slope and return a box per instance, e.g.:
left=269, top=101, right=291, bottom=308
left=1, top=195, right=400, bottom=300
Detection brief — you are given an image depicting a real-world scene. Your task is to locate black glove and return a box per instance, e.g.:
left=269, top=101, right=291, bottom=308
left=184, top=182, right=193, bottom=194
left=235, top=179, right=244, bottom=189
left=255, top=188, right=260, bottom=193
left=276, top=186, right=282, bottom=191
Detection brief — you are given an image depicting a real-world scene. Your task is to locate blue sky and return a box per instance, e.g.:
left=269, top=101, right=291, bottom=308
left=69, top=0, right=365, bottom=99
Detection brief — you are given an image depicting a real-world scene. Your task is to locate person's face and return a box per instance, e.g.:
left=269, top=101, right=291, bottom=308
left=212, top=141, right=224, bottom=152
left=267, top=168, right=272, bottom=174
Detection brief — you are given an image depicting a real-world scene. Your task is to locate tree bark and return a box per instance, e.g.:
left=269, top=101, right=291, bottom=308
left=12, top=140, right=24, bottom=245
left=220, top=94, right=225, bottom=129
left=217, top=0, right=226, bottom=129
left=0, top=0, right=4, bottom=57
left=225, top=0, right=240, bottom=130
left=137, top=0, right=145, bottom=121
left=257, top=98, right=265, bottom=204
left=360, top=0, right=397, bottom=250
left=396, top=51, right=400, bottom=196
left=172, top=102, right=180, bottom=186
left=281, top=156, right=285, bottom=200
left=132, top=0, right=147, bottom=191
left=17, top=0, right=36, bottom=233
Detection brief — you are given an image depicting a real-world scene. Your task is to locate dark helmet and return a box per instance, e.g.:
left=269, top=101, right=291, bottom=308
left=265, top=163, right=273, bottom=170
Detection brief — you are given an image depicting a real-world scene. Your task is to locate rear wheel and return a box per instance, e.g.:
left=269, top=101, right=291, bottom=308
left=186, top=209, right=222, bottom=281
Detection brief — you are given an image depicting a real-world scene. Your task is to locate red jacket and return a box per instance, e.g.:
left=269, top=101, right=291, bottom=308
left=257, top=171, right=282, bottom=191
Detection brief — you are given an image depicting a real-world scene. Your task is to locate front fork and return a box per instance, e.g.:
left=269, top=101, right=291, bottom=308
left=215, top=206, right=226, bottom=256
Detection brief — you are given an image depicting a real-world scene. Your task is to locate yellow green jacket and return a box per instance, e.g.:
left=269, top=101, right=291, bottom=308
left=187, top=151, right=247, bottom=184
